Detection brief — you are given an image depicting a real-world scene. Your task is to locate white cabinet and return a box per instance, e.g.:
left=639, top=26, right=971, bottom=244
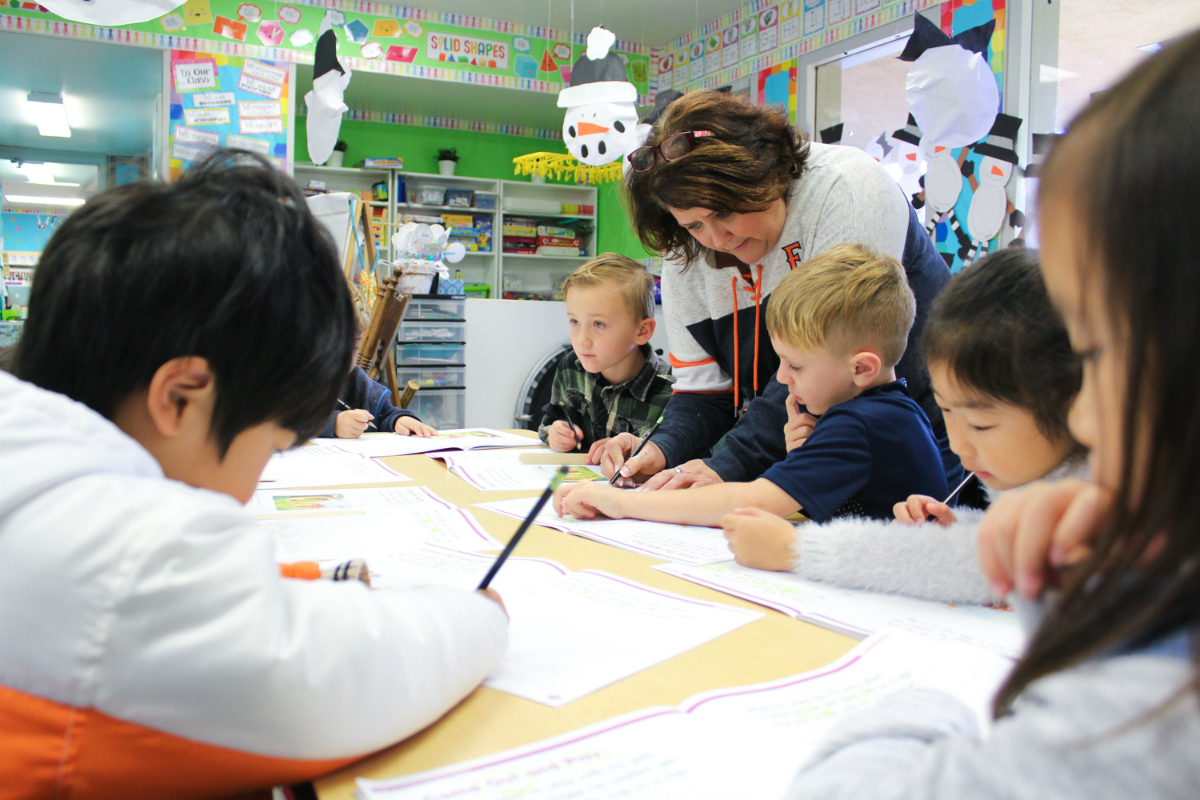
left=293, top=164, right=599, bottom=300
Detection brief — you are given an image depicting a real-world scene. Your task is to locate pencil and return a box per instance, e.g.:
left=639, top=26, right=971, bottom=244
left=563, top=407, right=583, bottom=452
left=609, top=415, right=664, bottom=485
left=926, top=471, right=976, bottom=521
left=337, top=398, right=377, bottom=431
left=478, top=466, right=569, bottom=590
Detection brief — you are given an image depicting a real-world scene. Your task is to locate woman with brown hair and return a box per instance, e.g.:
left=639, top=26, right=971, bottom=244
left=599, top=90, right=959, bottom=492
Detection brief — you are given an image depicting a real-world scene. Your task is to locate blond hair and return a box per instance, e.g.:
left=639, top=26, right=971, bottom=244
left=561, top=253, right=655, bottom=321
left=766, top=243, right=914, bottom=368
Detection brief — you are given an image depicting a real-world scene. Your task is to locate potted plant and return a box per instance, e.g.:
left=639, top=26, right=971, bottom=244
left=437, top=148, right=459, bottom=177
left=327, top=140, right=348, bottom=168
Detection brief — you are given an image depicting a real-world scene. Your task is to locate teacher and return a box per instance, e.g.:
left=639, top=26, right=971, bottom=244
left=605, top=90, right=959, bottom=490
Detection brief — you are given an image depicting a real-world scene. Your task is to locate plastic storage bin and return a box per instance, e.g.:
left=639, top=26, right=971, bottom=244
left=412, top=185, right=446, bottom=206
left=409, top=388, right=466, bottom=429
left=397, top=366, right=466, bottom=389
left=446, top=188, right=474, bottom=207
left=396, top=342, right=466, bottom=365
left=473, top=191, right=498, bottom=209
left=398, top=320, right=467, bottom=342
left=406, top=297, right=466, bottom=320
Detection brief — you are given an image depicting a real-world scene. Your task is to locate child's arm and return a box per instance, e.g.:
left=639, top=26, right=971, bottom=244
left=553, top=477, right=799, bottom=527
left=894, top=494, right=958, bottom=526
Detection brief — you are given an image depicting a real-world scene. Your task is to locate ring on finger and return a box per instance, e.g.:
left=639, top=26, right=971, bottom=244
left=675, top=467, right=683, bottom=474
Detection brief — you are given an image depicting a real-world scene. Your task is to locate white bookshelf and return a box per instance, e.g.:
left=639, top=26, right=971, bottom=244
left=292, top=165, right=599, bottom=300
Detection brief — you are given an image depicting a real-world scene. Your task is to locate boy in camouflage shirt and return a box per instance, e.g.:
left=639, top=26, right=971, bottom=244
left=539, top=254, right=674, bottom=454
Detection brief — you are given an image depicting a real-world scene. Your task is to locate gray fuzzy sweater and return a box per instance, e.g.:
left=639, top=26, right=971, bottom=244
left=792, top=457, right=1089, bottom=605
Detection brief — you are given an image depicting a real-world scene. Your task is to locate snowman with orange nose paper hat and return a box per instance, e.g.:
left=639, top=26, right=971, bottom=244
left=558, top=27, right=646, bottom=168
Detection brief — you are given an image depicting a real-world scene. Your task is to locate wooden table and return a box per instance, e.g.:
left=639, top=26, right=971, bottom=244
left=314, top=434, right=857, bottom=799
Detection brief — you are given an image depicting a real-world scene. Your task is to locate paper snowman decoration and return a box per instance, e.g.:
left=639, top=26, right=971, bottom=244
left=558, top=27, right=643, bottom=167
left=864, top=132, right=892, bottom=163
left=39, top=0, right=182, bottom=24
left=305, top=18, right=352, bottom=167
left=884, top=114, right=926, bottom=219
left=961, top=114, right=1024, bottom=265
left=900, top=15, right=999, bottom=150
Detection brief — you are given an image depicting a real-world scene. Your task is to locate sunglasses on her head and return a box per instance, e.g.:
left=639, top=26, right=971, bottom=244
left=626, top=130, right=714, bottom=172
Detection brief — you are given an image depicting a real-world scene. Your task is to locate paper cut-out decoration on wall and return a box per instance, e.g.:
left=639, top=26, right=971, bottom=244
left=819, top=123, right=844, bottom=145
left=922, top=135, right=968, bottom=235
left=236, top=4, right=260, bottom=22
left=901, top=14, right=998, bottom=150
left=305, top=19, right=352, bottom=166
left=290, top=28, right=314, bottom=47
left=515, top=54, right=538, bottom=79
left=183, top=0, right=212, bottom=25
left=323, top=9, right=346, bottom=27
left=884, top=114, right=927, bottom=210
left=372, top=19, right=401, bottom=37
left=256, top=20, right=284, bottom=46
left=865, top=132, right=892, bottom=162
left=540, top=49, right=559, bottom=73
left=345, top=19, right=370, bottom=44
left=278, top=5, right=301, bottom=25
left=385, top=46, right=419, bottom=63
left=558, top=27, right=642, bottom=168
left=160, top=13, right=186, bottom=32
left=960, top=114, right=1025, bottom=264
left=213, top=15, right=248, bottom=42
left=361, top=42, right=383, bottom=60
left=40, top=0, right=183, bottom=25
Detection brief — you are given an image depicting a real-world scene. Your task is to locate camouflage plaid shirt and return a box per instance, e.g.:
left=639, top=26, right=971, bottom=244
left=538, top=345, right=675, bottom=449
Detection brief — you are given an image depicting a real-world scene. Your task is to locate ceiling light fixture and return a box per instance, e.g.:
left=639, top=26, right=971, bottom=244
left=2, top=179, right=85, bottom=206
left=17, top=162, right=57, bottom=185
left=27, top=92, right=72, bottom=138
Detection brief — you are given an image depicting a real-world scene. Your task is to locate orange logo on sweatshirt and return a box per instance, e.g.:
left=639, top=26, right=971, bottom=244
left=783, top=242, right=803, bottom=270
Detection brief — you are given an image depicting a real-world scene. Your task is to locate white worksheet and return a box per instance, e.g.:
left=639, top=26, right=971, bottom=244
left=486, top=570, right=761, bottom=706
left=359, top=631, right=1013, bottom=800
left=258, top=444, right=407, bottom=488
left=431, top=448, right=606, bottom=491
left=477, top=496, right=733, bottom=566
left=369, top=544, right=568, bottom=593
left=249, top=485, right=452, bottom=516
left=318, top=428, right=539, bottom=458
left=657, top=560, right=1025, bottom=659
left=261, top=506, right=500, bottom=562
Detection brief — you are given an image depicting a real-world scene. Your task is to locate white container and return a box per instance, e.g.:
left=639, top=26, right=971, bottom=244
left=388, top=259, right=438, bottom=295
left=326, top=151, right=345, bottom=168
left=438, top=160, right=456, bottom=176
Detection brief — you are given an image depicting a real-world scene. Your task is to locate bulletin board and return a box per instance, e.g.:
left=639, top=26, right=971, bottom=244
left=165, top=49, right=294, bottom=180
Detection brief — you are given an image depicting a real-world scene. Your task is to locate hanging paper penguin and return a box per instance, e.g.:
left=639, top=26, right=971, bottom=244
left=959, top=114, right=1026, bottom=265
left=39, top=0, right=182, bottom=24
left=884, top=113, right=927, bottom=220
left=819, top=123, right=844, bottom=145
left=558, top=27, right=643, bottom=167
left=900, top=14, right=999, bottom=149
left=305, top=15, right=353, bottom=167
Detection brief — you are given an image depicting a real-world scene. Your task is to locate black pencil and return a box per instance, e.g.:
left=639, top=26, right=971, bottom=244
left=609, top=415, right=664, bottom=485
left=478, top=466, right=569, bottom=590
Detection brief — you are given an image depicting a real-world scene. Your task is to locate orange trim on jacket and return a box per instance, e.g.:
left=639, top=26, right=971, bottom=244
left=731, top=264, right=765, bottom=411
left=0, top=683, right=358, bottom=800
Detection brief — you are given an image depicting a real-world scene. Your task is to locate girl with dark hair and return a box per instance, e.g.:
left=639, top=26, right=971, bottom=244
left=599, top=90, right=960, bottom=497
left=783, top=28, right=1200, bottom=799
left=721, top=248, right=1086, bottom=605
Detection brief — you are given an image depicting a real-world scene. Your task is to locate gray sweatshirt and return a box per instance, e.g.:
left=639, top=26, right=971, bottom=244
left=785, top=622, right=1198, bottom=799
left=792, top=457, right=1089, bottom=605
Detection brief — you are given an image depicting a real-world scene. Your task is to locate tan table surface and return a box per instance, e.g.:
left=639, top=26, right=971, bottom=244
left=313, top=432, right=857, bottom=799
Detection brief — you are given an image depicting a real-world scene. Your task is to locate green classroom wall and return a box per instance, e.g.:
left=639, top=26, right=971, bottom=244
left=295, top=119, right=653, bottom=261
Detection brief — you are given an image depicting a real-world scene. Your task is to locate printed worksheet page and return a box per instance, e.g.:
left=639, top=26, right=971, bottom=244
left=317, top=428, right=539, bottom=457
left=432, top=448, right=606, bottom=491
left=477, top=496, right=733, bottom=566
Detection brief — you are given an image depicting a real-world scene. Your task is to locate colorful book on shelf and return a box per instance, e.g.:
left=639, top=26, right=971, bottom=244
left=503, top=225, right=538, bottom=238
left=355, top=157, right=405, bottom=168
left=537, top=225, right=576, bottom=238
left=536, top=246, right=587, bottom=257
left=537, top=236, right=582, bottom=248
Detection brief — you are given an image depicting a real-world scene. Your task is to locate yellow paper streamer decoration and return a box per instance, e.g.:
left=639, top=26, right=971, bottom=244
left=512, top=152, right=623, bottom=185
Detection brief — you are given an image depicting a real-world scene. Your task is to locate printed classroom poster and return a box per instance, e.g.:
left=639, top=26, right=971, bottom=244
left=167, top=50, right=292, bottom=180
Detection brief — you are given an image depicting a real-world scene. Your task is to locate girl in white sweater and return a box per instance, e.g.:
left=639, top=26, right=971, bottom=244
left=720, top=247, right=1084, bottom=605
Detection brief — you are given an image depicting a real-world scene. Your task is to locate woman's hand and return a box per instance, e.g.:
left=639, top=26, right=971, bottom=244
left=335, top=409, right=373, bottom=439
left=395, top=416, right=437, bottom=437
left=639, top=459, right=724, bottom=491
left=976, top=479, right=1109, bottom=600
left=720, top=507, right=798, bottom=571
left=784, top=395, right=818, bottom=452
left=553, top=481, right=627, bottom=520
left=893, top=494, right=958, bottom=526
left=597, top=436, right=667, bottom=485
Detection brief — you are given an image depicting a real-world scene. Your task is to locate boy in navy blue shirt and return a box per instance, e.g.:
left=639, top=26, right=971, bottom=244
left=552, top=243, right=947, bottom=530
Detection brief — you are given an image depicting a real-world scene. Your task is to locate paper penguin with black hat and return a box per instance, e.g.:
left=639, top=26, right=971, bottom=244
left=558, top=27, right=643, bottom=167
left=960, top=113, right=1027, bottom=264
left=305, top=13, right=352, bottom=167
